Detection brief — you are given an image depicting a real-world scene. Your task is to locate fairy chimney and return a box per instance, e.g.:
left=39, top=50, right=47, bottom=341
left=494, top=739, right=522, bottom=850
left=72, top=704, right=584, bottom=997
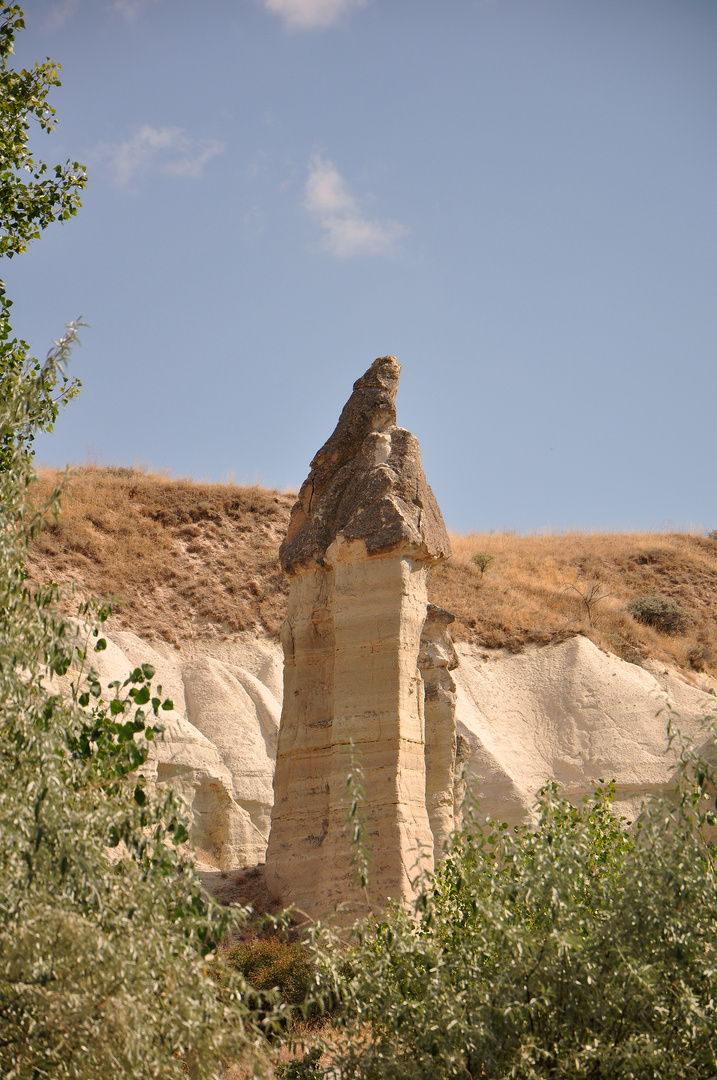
left=265, top=356, right=452, bottom=918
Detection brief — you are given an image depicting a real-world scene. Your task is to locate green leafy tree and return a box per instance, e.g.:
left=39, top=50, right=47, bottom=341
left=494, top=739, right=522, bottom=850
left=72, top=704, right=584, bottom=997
left=314, top=738, right=717, bottom=1079
left=0, top=3, right=86, bottom=470
left=0, top=9, right=275, bottom=1076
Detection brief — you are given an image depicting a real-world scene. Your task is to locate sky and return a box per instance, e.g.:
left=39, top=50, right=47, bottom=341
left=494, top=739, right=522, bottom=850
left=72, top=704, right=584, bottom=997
left=6, top=0, right=717, bottom=533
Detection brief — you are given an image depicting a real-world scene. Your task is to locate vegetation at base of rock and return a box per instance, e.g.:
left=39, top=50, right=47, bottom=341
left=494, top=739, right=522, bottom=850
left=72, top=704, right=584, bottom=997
left=311, top=737, right=717, bottom=1079
left=275, top=1046, right=324, bottom=1079
left=627, top=589, right=693, bottom=635
left=227, top=935, right=315, bottom=1008
left=1, top=350, right=275, bottom=1075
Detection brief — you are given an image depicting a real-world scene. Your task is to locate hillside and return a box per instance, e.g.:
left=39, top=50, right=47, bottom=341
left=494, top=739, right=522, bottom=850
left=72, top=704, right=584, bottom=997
left=25, top=465, right=717, bottom=684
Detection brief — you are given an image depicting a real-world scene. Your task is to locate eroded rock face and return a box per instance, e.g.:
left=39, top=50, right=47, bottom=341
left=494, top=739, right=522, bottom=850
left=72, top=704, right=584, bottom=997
left=71, top=630, right=279, bottom=872
left=454, top=635, right=717, bottom=827
left=419, top=604, right=460, bottom=862
left=266, top=357, right=451, bottom=918
left=182, top=658, right=277, bottom=839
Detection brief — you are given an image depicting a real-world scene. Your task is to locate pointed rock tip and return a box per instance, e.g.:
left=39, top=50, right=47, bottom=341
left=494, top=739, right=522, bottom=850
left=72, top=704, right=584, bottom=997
left=353, top=355, right=401, bottom=399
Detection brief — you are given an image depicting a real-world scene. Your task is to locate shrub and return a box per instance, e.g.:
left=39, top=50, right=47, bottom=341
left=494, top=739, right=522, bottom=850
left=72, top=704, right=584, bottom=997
left=1, top=384, right=276, bottom=1077
left=687, top=642, right=712, bottom=671
left=627, top=590, right=692, bottom=634
left=313, top=739, right=717, bottom=1080
left=471, top=551, right=495, bottom=577
left=227, top=936, right=314, bottom=1007
left=275, top=1046, right=324, bottom=1079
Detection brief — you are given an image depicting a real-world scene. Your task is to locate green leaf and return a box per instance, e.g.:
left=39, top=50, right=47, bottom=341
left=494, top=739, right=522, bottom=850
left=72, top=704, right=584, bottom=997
left=172, top=823, right=189, bottom=845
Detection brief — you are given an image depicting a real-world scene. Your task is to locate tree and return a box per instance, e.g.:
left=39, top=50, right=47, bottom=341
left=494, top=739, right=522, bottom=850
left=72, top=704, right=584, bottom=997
left=0, top=10, right=274, bottom=1076
left=0, top=3, right=85, bottom=470
left=314, top=738, right=717, bottom=1079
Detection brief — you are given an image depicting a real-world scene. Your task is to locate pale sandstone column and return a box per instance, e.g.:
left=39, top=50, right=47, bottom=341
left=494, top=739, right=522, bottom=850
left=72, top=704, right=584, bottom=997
left=265, top=356, right=451, bottom=919
left=323, top=541, right=433, bottom=911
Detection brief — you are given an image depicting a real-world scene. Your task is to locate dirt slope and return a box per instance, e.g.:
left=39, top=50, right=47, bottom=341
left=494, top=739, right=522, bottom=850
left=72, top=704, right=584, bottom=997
left=25, top=466, right=717, bottom=682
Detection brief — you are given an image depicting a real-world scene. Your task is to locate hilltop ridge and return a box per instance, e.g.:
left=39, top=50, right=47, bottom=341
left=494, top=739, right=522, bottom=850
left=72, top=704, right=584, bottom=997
left=25, top=465, right=717, bottom=686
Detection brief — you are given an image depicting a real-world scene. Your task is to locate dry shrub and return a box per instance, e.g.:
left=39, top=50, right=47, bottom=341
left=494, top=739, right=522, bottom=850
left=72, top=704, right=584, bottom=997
left=627, top=592, right=692, bottom=634
left=226, top=937, right=314, bottom=1006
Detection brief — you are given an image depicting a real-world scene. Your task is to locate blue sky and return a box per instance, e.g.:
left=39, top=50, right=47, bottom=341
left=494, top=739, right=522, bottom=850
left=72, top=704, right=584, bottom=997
left=7, top=0, right=717, bottom=532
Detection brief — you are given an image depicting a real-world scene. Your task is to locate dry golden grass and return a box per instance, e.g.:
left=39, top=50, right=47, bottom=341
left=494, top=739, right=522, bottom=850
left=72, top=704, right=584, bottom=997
left=26, top=466, right=294, bottom=645
left=434, top=530, right=717, bottom=678
left=24, top=466, right=717, bottom=679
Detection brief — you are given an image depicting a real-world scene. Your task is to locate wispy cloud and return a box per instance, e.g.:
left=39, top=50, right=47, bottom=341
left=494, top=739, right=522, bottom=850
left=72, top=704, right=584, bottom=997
left=111, top=0, right=161, bottom=22
left=304, top=155, right=406, bottom=258
left=263, top=0, right=367, bottom=31
left=88, top=125, right=225, bottom=188
left=43, top=0, right=161, bottom=27
left=42, top=0, right=81, bottom=30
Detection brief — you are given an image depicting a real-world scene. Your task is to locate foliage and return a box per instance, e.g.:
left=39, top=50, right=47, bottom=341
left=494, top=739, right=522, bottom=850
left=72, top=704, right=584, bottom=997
left=227, top=935, right=315, bottom=1008
left=470, top=550, right=494, bottom=577
left=275, top=1045, right=324, bottom=1079
left=0, top=4, right=86, bottom=470
left=0, top=341, right=284, bottom=1076
left=313, top=738, right=717, bottom=1079
left=0, top=4, right=85, bottom=257
left=627, top=589, right=692, bottom=634
left=0, top=10, right=275, bottom=1076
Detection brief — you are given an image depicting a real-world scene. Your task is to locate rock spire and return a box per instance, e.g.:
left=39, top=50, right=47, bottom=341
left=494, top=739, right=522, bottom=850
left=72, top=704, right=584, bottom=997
left=265, top=356, right=454, bottom=918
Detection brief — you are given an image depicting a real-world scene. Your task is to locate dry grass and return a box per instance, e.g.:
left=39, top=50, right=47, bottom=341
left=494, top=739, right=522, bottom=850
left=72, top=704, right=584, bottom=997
left=433, top=531, right=717, bottom=678
left=24, top=466, right=717, bottom=679
left=25, top=466, right=294, bottom=645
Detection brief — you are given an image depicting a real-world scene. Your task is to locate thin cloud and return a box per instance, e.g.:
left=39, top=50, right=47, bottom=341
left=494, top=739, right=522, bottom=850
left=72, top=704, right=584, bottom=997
left=42, top=0, right=81, bottom=30
left=89, top=125, right=225, bottom=188
left=304, top=154, right=406, bottom=258
left=263, top=0, right=367, bottom=31
left=111, top=0, right=161, bottom=21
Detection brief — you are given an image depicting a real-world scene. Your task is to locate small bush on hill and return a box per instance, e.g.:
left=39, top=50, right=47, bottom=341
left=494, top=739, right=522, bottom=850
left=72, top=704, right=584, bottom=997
left=627, top=590, right=692, bottom=634
left=470, top=551, right=495, bottom=576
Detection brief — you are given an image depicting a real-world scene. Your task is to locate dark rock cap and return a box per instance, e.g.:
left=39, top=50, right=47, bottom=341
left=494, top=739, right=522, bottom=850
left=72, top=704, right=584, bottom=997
left=280, top=356, right=451, bottom=574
